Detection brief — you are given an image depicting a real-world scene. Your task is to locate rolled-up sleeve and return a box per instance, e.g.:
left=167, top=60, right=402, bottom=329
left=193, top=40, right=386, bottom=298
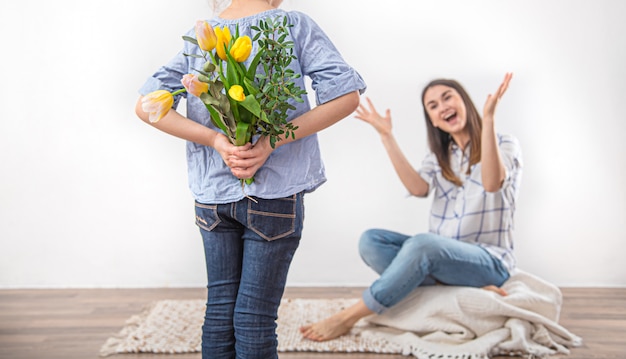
left=288, top=11, right=366, bottom=105
left=138, top=43, right=193, bottom=108
left=498, top=134, right=523, bottom=204
left=418, top=151, right=439, bottom=195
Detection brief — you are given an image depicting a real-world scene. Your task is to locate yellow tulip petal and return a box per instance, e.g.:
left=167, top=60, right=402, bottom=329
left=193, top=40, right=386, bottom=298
left=181, top=74, right=209, bottom=97
left=230, top=36, right=252, bottom=62
left=195, top=20, right=217, bottom=52
left=142, top=90, right=174, bottom=123
left=222, top=27, right=232, bottom=42
left=214, top=26, right=231, bottom=61
left=228, top=85, right=245, bottom=102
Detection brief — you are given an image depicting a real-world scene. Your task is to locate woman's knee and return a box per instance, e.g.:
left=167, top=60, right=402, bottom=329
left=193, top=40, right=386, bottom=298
left=400, top=233, right=457, bottom=265
left=404, top=233, right=440, bottom=250
left=359, top=229, right=378, bottom=251
left=358, top=229, right=397, bottom=273
left=358, top=229, right=381, bottom=256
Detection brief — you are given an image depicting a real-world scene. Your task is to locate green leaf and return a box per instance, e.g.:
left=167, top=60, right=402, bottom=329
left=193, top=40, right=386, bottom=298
left=225, top=56, right=244, bottom=86
left=183, top=53, right=204, bottom=59
left=205, top=105, right=229, bottom=134
left=218, top=61, right=230, bottom=89
left=246, top=50, right=264, bottom=80
left=210, top=80, right=224, bottom=94
left=243, top=77, right=259, bottom=96
left=238, top=95, right=262, bottom=117
left=203, top=62, right=216, bottom=72
left=200, top=92, right=219, bottom=106
left=182, top=36, right=199, bottom=46
left=235, top=121, right=250, bottom=146
left=260, top=111, right=269, bottom=124
left=229, top=97, right=241, bottom=122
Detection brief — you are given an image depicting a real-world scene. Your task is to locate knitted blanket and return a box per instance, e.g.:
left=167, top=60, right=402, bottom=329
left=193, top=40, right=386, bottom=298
left=359, top=269, right=582, bottom=358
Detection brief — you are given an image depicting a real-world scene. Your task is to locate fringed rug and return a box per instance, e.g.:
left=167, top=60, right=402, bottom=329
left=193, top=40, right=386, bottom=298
left=100, top=271, right=582, bottom=358
left=99, top=298, right=402, bottom=357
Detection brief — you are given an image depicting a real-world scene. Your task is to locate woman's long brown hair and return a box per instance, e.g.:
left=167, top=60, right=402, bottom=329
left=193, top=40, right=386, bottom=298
left=421, top=79, right=482, bottom=186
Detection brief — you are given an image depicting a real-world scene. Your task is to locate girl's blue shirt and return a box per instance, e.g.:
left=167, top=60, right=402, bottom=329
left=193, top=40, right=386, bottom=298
left=139, top=9, right=366, bottom=203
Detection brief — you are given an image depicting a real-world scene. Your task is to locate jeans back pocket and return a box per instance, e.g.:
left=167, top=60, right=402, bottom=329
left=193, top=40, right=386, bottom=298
left=195, top=202, right=221, bottom=232
left=247, top=194, right=302, bottom=241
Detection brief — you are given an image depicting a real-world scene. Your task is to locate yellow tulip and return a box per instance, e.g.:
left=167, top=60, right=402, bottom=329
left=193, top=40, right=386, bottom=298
left=141, top=90, right=174, bottom=123
left=230, top=36, right=252, bottom=62
left=228, top=85, right=245, bottom=102
left=195, top=20, right=217, bottom=52
left=214, top=26, right=232, bottom=61
left=181, top=74, right=209, bottom=97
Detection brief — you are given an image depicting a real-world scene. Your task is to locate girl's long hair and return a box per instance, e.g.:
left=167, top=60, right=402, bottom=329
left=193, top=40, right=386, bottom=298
left=421, top=79, right=482, bottom=186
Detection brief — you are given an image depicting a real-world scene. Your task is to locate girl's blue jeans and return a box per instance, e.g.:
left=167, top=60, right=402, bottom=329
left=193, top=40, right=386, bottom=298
left=194, top=192, right=304, bottom=359
left=359, top=229, right=510, bottom=314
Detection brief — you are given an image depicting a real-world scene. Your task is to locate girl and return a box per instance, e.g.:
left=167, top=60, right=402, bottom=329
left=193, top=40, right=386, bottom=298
left=300, top=73, right=522, bottom=341
left=134, top=0, right=366, bottom=357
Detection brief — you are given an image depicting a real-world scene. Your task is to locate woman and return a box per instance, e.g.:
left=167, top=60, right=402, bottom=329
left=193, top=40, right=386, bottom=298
left=300, top=73, right=522, bottom=341
left=134, top=0, right=366, bottom=357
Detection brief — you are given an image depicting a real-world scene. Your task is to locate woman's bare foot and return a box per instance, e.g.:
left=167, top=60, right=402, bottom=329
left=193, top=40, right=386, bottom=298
left=300, top=299, right=374, bottom=342
left=299, top=314, right=354, bottom=341
left=482, top=284, right=508, bottom=296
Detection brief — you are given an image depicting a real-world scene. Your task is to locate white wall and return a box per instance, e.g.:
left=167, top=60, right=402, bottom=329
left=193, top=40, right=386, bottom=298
left=0, top=0, right=624, bottom=288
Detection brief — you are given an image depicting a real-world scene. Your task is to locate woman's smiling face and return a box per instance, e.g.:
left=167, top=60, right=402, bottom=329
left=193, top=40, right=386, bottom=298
left=423, top=84, right=468, bottom=136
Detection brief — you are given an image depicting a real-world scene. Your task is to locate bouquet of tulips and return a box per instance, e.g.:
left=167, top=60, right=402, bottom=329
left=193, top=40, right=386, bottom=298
left=142, top=16, right=306, bottom=185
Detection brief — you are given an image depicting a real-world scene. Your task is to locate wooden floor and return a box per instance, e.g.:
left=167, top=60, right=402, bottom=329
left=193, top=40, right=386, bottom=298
left=0, top=286, right=624, bottom=359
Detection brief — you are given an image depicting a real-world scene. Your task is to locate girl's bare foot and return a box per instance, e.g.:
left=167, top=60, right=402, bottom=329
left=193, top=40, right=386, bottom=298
left=299, top=299, right=374, bottom=342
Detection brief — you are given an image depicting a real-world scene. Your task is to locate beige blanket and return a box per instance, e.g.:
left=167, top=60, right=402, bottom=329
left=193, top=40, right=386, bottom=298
left=359, top=269, right=582, bottom=358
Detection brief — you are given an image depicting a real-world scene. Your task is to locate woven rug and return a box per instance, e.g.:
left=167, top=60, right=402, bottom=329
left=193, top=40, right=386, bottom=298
left=100, top=271, right=581, bottom=358
left=99, top=298, right=402, bottom=356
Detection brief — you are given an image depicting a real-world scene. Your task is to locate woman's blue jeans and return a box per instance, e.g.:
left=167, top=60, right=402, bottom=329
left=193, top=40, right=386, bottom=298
left=194, top=192, right=304, bottom=359
left=359, top=229, right=510, bottom=314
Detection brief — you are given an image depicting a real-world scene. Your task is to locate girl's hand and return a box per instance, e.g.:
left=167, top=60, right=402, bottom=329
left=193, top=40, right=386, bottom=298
left=483, top=72, right=513, bottom=122
left=227, top=136, right=274, bottom=180
left=355, top=97, right=393, bottom=136
left=213, top=133, right=253, bottom=178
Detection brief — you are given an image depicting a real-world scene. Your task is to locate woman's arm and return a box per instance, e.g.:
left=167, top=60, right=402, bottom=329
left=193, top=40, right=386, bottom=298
left=355, top=97, right=429, bottom=197
left=481, top=73, right=512, bottom=192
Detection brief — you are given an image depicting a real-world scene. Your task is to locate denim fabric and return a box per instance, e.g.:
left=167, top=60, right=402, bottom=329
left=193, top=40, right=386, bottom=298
left=194, top=192, right=304, bottom=359
left=359, top=229, right=510, bottom=314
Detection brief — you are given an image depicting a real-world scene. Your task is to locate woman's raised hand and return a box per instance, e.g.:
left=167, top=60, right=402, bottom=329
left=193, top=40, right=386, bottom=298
left=355, top=97, right=393, bottom=136
left=483, top=72, right=513, bottom=122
